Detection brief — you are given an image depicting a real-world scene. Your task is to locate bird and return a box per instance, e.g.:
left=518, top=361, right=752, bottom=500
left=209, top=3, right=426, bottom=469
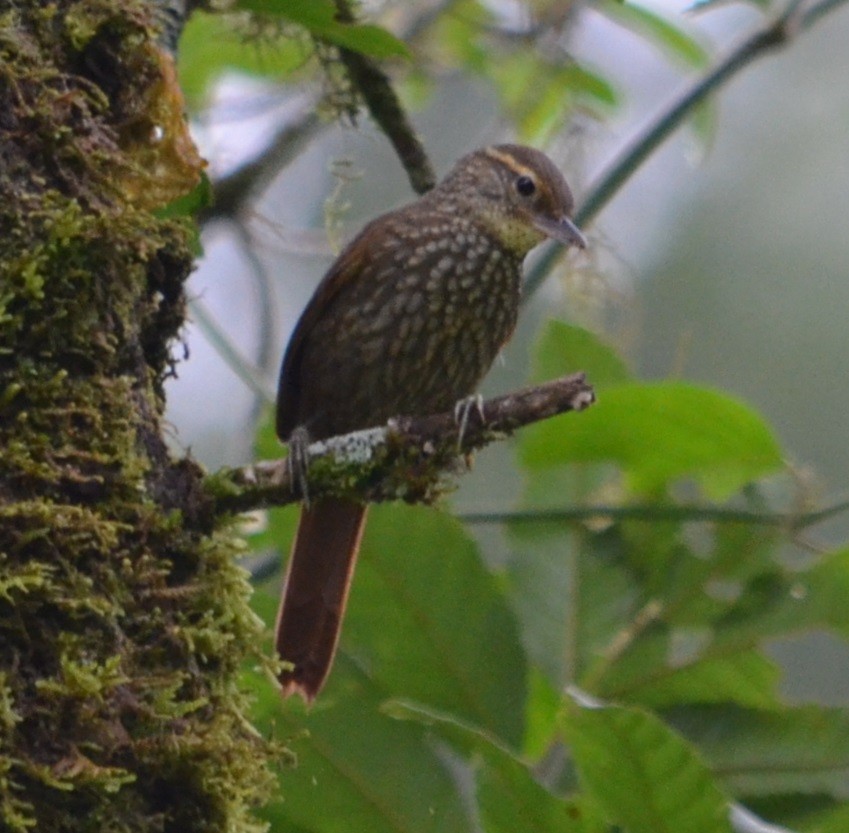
left=274, top=143, right=586, bottom=701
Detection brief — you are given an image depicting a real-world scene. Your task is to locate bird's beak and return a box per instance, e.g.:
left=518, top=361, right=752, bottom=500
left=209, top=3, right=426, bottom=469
left=534, top=215, right=587, bottom=249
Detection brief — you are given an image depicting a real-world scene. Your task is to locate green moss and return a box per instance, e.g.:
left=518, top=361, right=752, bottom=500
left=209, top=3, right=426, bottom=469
left=0, top=2, right=274, bottom=830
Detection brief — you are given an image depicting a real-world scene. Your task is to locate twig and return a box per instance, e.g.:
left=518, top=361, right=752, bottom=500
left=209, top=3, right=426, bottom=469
left=188, top=297, right=274, bottom=403
left=459, top=497, right=849, bottom=532
left=522, top=0, right=849, bottom=300
left=199, top=103, right=323, bottom=224
left=208, top=372, right=595, bottom=514
left=332, top=0, right=436, bottom=194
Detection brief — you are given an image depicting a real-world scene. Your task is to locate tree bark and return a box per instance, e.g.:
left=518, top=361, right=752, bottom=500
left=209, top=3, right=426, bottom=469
left=0, top=2, right=272, bottom=830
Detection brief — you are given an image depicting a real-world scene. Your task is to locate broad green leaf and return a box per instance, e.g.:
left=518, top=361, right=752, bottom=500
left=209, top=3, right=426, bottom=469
left=522, top=668, right=562, bottom=759
left=580, top=525, right=786, bottom=707
left=598, top=0, right=709, bottom=68
left=477, top=761, right=582, bottom=833
left=566, top=521, right=843, bottom=710
left=610, top=649, right=782, bottom=709
left=529, top=320, right=631, bottom=390
left=235, top=0, right=410, bottom=59
left=520, top=382, right=783, bottom=499
left=346, top=505, right=528, bottom=746
left=505, top=523, right=638, bottom=688
left=385, top=700, right=585, bottom=833
left=792, top=547, right=849, bottom=637
left=519, top=321, right=631, bottom=508
left=564, top=694, right=733, bottom=833
left=249, top=503, right=529, bottom=750
left=671, top=705, right=849, bottom=800
left=694, top=546, right=849, bottom=655
left=251, top=667, right=468, bottom=833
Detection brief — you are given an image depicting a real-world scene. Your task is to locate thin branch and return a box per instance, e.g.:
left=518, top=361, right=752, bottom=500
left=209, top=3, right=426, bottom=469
left=199, top=103, right=323, bottom=225
left=208, top=372, right=595, bottom=515
left=188, top=297, right=274, bottom=403
left=522, top=0, right=849, bottom=300
left=332, top=0, right=436, bottom=194
left=459, top=497, right=849, bottom=532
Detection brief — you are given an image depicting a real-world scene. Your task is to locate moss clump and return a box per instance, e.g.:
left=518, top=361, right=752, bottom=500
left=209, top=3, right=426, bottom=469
left=0, top=3, right=274, bottom=830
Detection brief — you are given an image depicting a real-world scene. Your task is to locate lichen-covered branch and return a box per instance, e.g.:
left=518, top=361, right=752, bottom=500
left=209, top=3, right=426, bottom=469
left=200, top=102, right=323, bottom=224
left=208, top=373, right=595, bottom=514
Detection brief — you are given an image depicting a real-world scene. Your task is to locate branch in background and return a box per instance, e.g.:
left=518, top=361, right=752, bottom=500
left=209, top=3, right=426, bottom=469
left=333, top=0, right=436, bottom=194
left=209, top=372, right=595, bottom=514
left=459, top=496, right=849, bottom=532
left=199, top=103, right=323, bottom=224
left=522, top=0, right=849, bottom=301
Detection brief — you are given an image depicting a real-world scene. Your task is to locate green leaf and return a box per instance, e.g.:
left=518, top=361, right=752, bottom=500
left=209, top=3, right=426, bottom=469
left=529, top=320, right=631, bottom=390
left=598, top=0, right=709, bottom=68
left=671, top=705, right=849, bottom=800
left=613, top=650, right=782, bottom=710
left=505, top=523, right=638, bottom=687
left=251, top=670, right=469, bottom=833
left=346, top=505, right=528, bottom=746
left=522, top=668, right=562, bottom=759
left=520, top=382, right=783, bottom=499
left=385, top=700, right=585, bottom=833
left=564, top=694, right=733, bottom=833
left=815, top=803, right=849, bottom=833
left=695, top=546, right=849, bottom=654
left=579, top=524, right=787, bottom=707
left=793, top=547, right=849, bottom=637
left=518, top=321, right=632, bottom=507
left=235, top=0, right=410, bottom=59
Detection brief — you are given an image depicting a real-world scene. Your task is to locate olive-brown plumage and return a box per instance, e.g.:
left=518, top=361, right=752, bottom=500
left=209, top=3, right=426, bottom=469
left=275, top=144, right=585, bottom=700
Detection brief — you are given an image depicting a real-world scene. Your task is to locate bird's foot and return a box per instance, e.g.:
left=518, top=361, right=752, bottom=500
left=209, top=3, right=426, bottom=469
left=453, top=393, right=486, bottom=450
left=286, top=426, right=311, bottom=506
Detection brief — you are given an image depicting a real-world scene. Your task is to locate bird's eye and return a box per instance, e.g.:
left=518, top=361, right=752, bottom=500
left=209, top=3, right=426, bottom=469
left=515, top=176, right=536, bottom=197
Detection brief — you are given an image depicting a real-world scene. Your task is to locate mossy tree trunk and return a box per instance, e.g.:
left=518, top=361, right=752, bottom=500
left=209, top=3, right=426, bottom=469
left=0, top=2, right=272, bottom=830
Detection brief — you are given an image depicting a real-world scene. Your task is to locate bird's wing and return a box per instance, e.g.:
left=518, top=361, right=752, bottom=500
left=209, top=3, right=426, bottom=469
left=275, top=222, right=375, bottom=440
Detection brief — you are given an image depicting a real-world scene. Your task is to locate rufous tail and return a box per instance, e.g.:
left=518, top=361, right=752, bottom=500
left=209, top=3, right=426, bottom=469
left=275, top=497, right=367, bottom=701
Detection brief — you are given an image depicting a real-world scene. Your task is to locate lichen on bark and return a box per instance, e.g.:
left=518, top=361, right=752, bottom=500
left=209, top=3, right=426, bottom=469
left=0, top=2, right=274, bottom=830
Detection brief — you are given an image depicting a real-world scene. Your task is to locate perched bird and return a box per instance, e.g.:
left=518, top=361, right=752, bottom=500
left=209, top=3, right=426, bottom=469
left=275, top=144, right=586, bottom=700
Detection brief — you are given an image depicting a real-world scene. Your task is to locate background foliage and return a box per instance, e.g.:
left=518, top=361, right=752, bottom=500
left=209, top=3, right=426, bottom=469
left=177, top=1, right=849, bottom=831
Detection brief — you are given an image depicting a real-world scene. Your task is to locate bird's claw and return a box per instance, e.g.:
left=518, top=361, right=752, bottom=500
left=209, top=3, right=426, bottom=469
left=286, top=426, right=311, bottom=506
left=453, top=393, right=486, bottom=450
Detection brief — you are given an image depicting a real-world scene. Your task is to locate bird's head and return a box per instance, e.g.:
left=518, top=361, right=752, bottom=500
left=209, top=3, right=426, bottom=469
left=436, top=143, right=587, bottom=256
